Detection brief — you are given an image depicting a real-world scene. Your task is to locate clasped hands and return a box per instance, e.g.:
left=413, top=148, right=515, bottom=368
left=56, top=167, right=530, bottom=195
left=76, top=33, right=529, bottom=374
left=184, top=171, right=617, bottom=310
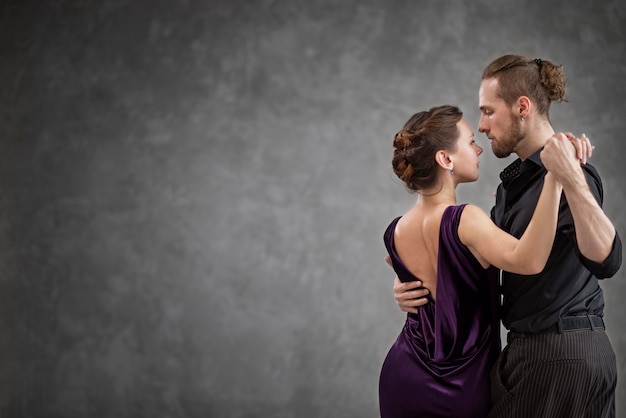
left=540, top=132, right=593, bottom=185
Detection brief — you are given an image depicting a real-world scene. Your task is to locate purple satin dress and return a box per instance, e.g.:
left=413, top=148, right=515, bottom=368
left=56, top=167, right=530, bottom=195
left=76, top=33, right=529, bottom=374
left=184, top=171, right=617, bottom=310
left=379, top=205, right=501, bottom=418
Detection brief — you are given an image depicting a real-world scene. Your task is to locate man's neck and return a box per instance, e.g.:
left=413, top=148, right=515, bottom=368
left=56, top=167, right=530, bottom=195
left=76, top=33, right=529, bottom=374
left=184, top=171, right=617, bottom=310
left=516, top=121, right=554, bottom=160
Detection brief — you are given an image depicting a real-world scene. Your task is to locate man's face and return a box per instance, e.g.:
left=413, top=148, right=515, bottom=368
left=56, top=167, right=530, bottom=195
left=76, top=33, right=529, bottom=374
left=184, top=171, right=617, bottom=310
left=478, top=78, right=524, bottom=158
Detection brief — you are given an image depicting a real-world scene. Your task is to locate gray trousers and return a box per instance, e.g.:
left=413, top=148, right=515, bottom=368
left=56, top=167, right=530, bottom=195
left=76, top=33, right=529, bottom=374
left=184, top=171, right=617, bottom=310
left=489, top=329, right=616, bottom=418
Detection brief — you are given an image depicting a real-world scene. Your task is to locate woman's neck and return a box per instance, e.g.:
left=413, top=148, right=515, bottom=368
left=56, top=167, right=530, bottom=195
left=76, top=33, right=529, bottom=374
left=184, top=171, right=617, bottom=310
left=416, top=184, right=457, bottom=207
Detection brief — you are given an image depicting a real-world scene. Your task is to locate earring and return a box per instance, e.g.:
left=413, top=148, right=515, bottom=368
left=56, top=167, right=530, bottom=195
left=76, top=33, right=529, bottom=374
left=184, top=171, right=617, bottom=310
left=521, top=116, right=526, bottom=122
left=450, top=169, right=454, bottom=175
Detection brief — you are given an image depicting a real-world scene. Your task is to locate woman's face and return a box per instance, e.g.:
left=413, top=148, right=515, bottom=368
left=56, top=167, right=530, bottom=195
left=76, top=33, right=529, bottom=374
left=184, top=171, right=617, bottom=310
left=451, top=118, right=483, bottom=182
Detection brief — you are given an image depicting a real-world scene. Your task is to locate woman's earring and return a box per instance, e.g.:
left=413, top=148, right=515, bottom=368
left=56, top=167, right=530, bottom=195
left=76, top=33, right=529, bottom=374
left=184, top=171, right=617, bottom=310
left=450, top=169, right=454, bottom=175
left=521, top=116, right=526, bottom=122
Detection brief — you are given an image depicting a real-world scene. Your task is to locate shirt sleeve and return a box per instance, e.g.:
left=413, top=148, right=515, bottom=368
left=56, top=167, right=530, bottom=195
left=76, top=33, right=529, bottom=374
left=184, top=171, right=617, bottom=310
left=582, top=231, right=622, bottom=279
left=574, top=164, right=622, bottom=278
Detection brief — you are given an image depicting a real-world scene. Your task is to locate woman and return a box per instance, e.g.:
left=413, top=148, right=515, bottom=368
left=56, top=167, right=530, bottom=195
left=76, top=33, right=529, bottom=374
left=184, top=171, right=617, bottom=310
left=379, top=105, right=564, bottom=417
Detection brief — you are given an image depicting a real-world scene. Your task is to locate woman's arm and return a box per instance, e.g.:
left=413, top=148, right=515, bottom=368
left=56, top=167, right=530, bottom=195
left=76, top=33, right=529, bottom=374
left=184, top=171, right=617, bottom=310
left=458, top=172, right=563, bottom=274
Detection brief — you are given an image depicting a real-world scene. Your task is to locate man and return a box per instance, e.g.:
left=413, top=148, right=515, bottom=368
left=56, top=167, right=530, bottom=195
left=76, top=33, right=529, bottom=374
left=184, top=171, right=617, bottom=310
left=391, top=54, right=622, bottom=417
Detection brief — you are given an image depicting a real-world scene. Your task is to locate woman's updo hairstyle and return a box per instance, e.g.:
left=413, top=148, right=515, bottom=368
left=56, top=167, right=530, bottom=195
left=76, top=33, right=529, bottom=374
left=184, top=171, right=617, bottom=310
left=392, top=105, right=462, bottom=192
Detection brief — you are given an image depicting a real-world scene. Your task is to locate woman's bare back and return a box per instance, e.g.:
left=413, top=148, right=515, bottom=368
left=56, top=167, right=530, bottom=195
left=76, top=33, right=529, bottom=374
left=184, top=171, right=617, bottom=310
left=393, top=204, right=449, bottom=301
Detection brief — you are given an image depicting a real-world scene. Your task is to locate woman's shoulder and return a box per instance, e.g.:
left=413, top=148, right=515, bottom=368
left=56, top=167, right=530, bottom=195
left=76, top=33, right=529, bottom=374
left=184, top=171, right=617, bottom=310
left=443, top=203, right=479, bottom=221
left=456, top=204, right=492, bottom=232
left=457, top=203, right=487, bottom=217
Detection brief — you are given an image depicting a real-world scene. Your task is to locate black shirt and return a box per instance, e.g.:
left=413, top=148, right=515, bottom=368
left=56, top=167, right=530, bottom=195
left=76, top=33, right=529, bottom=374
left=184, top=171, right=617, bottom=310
left=490, top=149, right=622, bottom=333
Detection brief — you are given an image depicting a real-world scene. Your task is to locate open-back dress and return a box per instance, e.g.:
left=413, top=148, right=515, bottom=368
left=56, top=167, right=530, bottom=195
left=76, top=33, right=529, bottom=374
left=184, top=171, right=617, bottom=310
left=379, top=204, right=501, bottom=418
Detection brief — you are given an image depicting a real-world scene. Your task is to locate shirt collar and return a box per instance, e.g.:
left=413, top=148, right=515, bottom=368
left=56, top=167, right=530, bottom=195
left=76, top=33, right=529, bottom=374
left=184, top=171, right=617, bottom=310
left=524, top=148, right=544, bottom=169
left=499, top=148, right=544, bottom=187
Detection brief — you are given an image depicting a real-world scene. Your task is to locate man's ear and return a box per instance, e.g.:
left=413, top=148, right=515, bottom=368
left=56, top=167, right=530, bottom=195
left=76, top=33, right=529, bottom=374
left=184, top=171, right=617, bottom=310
left=435, top=150, right=453, bottom=172
left=517, top=96, right=531, bottom=119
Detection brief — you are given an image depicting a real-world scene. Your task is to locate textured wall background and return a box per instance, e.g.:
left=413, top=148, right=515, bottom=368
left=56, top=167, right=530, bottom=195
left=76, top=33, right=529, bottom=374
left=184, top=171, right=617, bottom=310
left=0, top=0, right=625, bottom=417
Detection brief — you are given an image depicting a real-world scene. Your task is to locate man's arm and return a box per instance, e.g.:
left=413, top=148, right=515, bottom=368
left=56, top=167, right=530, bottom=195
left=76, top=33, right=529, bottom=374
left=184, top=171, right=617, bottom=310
left=386, top=255, right=430, bottom=314
left=393, top=277, right=430, bottom=314
left=541, top=133, right=617, bottom=263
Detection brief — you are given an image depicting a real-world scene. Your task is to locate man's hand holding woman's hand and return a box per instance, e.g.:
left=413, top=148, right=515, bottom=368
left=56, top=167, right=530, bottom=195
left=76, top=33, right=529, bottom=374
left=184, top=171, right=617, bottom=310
left=541, top=132, right=593, bottom=186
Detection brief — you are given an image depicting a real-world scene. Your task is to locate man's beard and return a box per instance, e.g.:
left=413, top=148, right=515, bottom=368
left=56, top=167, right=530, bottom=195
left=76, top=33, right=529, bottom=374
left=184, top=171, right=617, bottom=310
left=492, top=114, right=524, bottom=158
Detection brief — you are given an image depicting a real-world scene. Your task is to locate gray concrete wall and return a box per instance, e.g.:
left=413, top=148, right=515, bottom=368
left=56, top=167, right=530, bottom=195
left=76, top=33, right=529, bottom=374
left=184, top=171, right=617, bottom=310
left=0, top=0, right=624, bottom=417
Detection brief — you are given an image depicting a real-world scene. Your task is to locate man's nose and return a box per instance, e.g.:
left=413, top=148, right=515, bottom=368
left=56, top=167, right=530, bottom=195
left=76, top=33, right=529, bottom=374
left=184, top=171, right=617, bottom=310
left=477, top=116, right=487, bottom=133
